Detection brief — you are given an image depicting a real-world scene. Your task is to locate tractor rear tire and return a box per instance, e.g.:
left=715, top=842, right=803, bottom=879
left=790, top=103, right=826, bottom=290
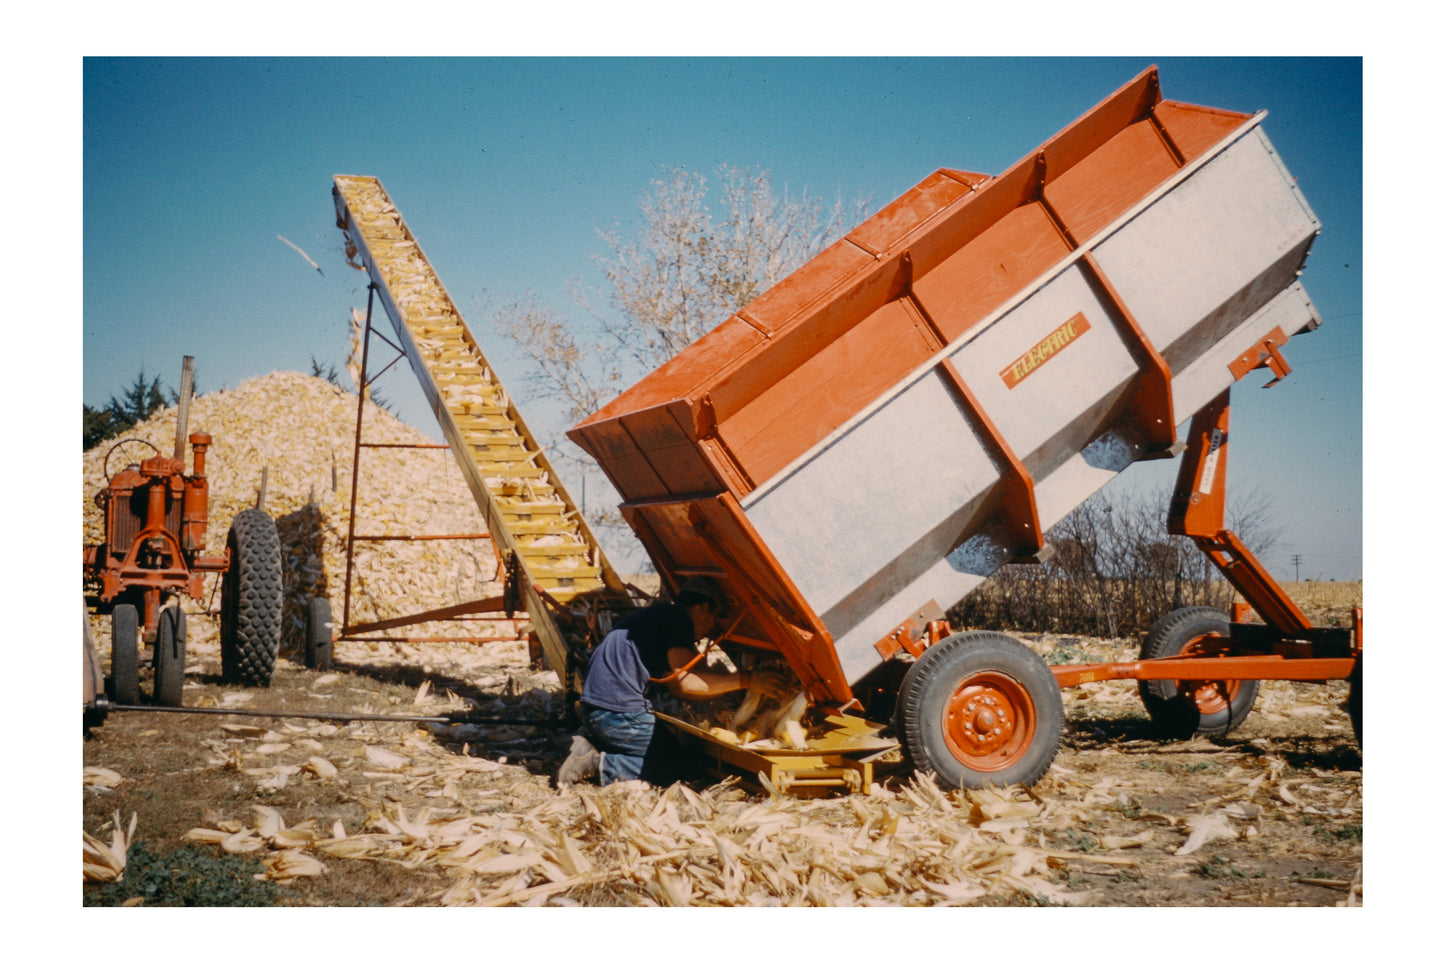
left=220, top=508, right=283, bottom=686
left=1138, top=606, right=1258, bottom=739
left=896, top=631, right=1063, bottom=790
left=153, top=606, right=186, bottom=707
left=305, top=597, right=333, bottom=671
left=110, top=604, right=139, bottom=706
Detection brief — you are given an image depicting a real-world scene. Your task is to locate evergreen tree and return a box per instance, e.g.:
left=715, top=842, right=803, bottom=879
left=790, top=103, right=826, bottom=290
left=83, top=367, right=176, bottom=450
left=83, top=403, right=129, bottom=450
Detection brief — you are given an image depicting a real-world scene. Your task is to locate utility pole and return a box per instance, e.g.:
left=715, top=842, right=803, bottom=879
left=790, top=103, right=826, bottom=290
left=1291, top=554, right=1302, bottom=581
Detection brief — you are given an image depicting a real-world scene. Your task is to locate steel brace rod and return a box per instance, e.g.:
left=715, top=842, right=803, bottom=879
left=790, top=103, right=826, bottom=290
left=95, top=700, right=573, bottom=728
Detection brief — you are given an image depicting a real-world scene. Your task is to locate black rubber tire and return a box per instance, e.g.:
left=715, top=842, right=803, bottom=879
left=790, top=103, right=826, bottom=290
left=110, top=604, right=139, bottom=706
left=220, top=509, right=283, bottom=686
left=153, top=606, right=186, bottom=707
left=1138, top=606, right=1258, bottom=739
left=305, top=597, right=334, bottom=671
left=896, top=631, right=1064, bottom=790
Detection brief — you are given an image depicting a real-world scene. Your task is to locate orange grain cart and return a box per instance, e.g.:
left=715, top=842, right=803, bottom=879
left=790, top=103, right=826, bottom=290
left=570, top=67, right=1359, bottom=789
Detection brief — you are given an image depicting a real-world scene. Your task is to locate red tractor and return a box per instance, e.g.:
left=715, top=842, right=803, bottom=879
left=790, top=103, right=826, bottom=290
left=83, top=357, right=283, bottom=706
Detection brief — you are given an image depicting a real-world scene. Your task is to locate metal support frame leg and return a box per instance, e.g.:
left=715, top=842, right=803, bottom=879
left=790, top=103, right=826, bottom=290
left=337, top=284, right=528, bottom=647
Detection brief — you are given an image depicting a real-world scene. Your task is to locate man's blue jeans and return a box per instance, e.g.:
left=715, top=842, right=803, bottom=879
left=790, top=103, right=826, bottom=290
left=580, top=706, right=697, bottom=786
left=580, top=707, right=653, bottom=785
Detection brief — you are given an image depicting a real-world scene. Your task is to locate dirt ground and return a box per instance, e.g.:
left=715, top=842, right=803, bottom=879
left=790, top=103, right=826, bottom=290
left=82, top=619, right=1362, bottom=908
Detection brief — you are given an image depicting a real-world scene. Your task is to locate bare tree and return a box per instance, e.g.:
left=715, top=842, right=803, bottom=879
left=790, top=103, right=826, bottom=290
left=493, top=165, right=867, bottom=417
left=952, top=482, right=1284, bottom=639
left=484, top=165, right=870, bottom=549
left=486, top=293, right=619, bottom=427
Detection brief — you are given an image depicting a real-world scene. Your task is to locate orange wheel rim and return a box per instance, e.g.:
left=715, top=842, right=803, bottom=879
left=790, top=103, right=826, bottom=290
left=941, top=672, right=1036, bottom=772
left=1177, top=636, right=1237, bottom=715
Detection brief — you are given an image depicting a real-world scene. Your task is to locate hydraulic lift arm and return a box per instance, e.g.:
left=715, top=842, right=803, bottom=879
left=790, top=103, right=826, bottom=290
left=1051, top=341, right=1360, bottom=691
left=1167, top=387, right=1314, bottom=639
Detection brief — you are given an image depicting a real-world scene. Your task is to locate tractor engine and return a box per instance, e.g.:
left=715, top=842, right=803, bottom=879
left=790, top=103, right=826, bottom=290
left=84, top=433, right=224, bottom=637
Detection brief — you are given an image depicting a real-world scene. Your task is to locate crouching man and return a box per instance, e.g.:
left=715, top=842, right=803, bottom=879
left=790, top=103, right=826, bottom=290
left=556, top=576, right=758, bottom=788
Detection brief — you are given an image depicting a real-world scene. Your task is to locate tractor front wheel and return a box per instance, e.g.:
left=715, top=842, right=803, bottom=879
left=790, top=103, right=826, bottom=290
left=220, top=509, right=283, bottom=686
left=110, top=604, right=139, bottom=706
left=1138, top=606, right=1257, bottom=739
left=896, top=631, right=1063, bottom=790
left=152, top=606, right=186, bottom=707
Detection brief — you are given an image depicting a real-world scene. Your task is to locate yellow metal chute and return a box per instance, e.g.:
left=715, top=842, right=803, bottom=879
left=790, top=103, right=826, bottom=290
left=332, top=175, right=627, bottom=684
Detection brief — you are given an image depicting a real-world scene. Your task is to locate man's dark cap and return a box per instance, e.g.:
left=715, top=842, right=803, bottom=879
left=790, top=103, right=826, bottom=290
left=675, top=576, right=728, bottom=617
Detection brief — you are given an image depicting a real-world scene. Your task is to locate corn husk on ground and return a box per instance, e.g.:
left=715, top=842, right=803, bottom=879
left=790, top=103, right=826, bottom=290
left=83, top=371, right=514, bottom=656
left=83, top=811, right=137, bottom=883
left=86, top=609, right=1363, bottom=906
left=174, top=669, right=1093, bottom=907
left=170, top=674, right=1362, bottom=906
left=136, top=634, right=1358, bottom=907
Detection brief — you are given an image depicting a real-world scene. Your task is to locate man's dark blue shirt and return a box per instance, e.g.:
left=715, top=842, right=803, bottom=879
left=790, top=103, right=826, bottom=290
left=580, top=603, right=695, bottom=713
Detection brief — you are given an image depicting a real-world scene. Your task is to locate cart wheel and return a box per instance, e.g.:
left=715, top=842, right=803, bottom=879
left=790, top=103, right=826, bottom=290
left=896, top=631, right=1063, bottom=790
left=110, top=604, right=139, bottom=706
left=304, top=597, right=333, bottom=671
left=153, top=606, right=186, bottom=707
left=220, top=508, right=283, bottom=686
left=1346, top=657, right=1361, bottom=746
left=1138, top=606, right=1257, bottom=739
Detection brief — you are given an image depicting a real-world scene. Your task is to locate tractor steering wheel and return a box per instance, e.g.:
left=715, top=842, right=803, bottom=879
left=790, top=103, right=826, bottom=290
left=102, top=438, right=162, bottom=484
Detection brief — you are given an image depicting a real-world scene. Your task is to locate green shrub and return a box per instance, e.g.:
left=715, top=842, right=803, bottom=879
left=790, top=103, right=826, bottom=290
left=82, top=843, right=300, bottom=907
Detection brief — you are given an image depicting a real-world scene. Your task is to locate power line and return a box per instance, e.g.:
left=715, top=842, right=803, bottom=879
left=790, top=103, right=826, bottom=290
left=1288, top=352, right=1362, bottom=366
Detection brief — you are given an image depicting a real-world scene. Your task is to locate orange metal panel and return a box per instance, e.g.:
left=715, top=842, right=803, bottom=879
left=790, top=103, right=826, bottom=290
left=891, top=66, right=1155, bottom=283
left=737, top=236, right=886, bottom=336
left=845, top=169, right=990, bottom=257
left=1154, top=100, right=1254, bottom=163
left=705, top=256, right=902, bottom=431
left=911, top=201, right=1074, bottom=342
left=571, top=416, right=672, bottom=501
left=899, top=157, right=1047, bottom=282
left=620, top=501, right=723, bottom=583
left=579, top=314, right=767, bottom=430
left=715, top=297, right=942, bottom=484
left=1035, top=66, right=1163, bottom=173
left=1044, top=119, right=1182, bottom=242
left=617, top=402, right=726, bottom=496
left=686, top=494, right=851, bottom=704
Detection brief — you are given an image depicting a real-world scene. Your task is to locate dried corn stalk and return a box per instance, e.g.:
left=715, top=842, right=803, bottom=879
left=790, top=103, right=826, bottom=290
left=83, top=811, right=136, bottom=882
left=179, top=758, right=1105, bottom=907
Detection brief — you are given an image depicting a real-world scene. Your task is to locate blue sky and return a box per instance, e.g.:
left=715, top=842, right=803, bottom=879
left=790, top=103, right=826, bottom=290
left=80, top=56, right=1362, bottom=581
